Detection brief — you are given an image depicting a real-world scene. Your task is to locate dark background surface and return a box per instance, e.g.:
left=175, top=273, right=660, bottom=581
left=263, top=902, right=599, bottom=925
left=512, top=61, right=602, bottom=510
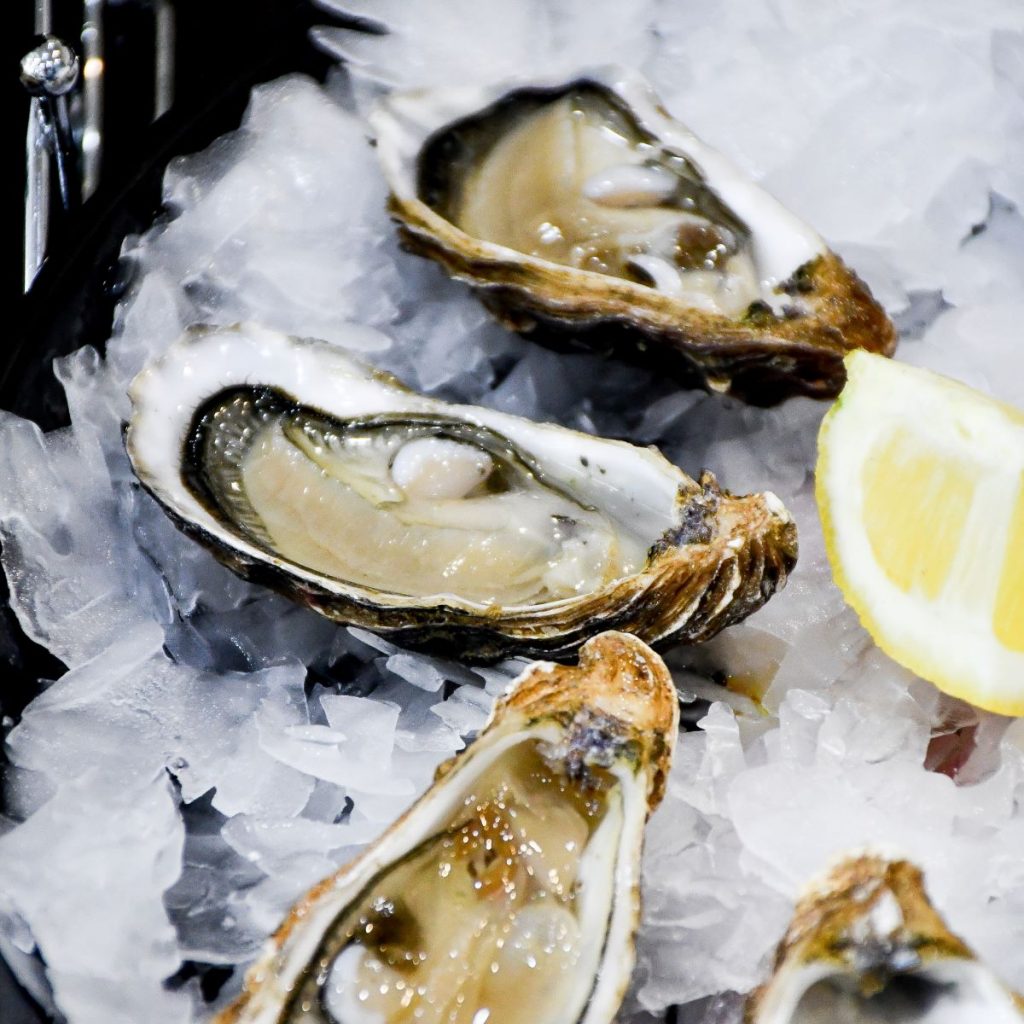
left=4, top=3, right=346, bottom=1018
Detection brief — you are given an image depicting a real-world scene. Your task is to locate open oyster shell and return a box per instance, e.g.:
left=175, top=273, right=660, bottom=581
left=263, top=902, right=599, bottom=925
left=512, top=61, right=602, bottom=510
left=372, top=66, right=896, bottom=405
left=125, top=323, right=797, bottom=660
left=215, top=631, right=678, bottom=1024
left=747, top=854, right=1024, bottom=1023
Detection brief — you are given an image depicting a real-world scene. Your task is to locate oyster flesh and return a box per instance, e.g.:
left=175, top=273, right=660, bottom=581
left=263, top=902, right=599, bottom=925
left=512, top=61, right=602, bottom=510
left=126, top=323, right=797, bottom=659
left=215, top=630, right=678, bottom=1024
left=747, top=854, right=1024, bottom=1023
left=372, top=66, right=896, bottom=405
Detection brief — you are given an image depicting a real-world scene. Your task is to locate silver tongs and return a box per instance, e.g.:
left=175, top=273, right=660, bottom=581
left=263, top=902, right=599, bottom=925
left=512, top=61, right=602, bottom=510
left=21, top=34, right=81, bottom=292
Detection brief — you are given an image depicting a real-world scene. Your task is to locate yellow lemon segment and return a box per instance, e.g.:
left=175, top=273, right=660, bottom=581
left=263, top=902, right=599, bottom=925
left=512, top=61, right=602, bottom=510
left=817, top=351, right=1024, bottom=715
left=862, top=429, right=977, bottom=601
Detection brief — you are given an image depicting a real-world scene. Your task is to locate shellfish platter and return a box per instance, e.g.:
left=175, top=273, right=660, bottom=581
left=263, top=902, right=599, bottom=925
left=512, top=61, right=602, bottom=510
left=4, top=2, right=1024, bottom=1024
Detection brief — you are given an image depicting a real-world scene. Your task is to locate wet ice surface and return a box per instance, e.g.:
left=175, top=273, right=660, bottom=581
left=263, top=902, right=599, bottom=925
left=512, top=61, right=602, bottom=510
left=3, top=2, right=1024, bottom=1022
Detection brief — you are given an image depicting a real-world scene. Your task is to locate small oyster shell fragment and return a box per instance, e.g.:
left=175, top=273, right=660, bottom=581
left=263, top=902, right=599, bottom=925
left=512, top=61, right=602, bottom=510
left=215, top=631, right=679, bottom=1024
left=125, top=323, right=797, bottom=660
left=747, top=855, right=1024, bottom=1023
left=372, top=67, right=896, bottom=405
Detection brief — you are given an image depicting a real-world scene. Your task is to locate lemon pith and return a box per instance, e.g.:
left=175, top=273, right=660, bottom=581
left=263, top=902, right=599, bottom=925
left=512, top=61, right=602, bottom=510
left=817, top=351, right=1024, bottom=716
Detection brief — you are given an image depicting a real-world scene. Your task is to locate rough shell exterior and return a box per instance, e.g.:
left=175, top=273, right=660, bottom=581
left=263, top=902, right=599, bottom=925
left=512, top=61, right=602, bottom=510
left=392, top=219, right=897, bottom=406
left=376, top=68, right=896, bottom=406
left=156, top=467, right=796, bottom=662
left=214, top=631, right=679, bottom=1024
left=126, top=325, right=798, bottom=663
left=745, top=854, right=1024, bottom=1021
left=435, top=628, right=678, bottom=809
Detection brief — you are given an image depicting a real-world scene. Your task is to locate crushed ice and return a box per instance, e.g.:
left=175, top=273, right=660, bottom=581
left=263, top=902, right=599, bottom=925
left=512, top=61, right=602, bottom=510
left=3, top=2, right=1024, bottom=1022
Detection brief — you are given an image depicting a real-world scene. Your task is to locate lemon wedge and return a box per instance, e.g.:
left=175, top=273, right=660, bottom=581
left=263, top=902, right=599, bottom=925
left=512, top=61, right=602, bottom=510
left=817, top=350, right=1024, bottom=715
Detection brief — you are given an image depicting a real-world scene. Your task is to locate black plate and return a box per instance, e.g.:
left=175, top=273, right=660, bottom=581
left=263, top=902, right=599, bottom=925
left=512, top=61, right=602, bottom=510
left=3, top=2, right=352, bottom=1017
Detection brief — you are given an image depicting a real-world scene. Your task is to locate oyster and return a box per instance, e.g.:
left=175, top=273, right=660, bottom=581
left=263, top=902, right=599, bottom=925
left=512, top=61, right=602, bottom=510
left=372, top=67, right=896, bottom=405
left=215, top=630, right=678, bottom=1024
left=125, top=323, right=797, bottom=659
left=747, top=855, right=1024, bottom=1023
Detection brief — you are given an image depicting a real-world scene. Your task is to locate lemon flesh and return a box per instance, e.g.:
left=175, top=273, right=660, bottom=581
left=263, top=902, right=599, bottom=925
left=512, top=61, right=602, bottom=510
left=817, top=351, right=1024, bottom=715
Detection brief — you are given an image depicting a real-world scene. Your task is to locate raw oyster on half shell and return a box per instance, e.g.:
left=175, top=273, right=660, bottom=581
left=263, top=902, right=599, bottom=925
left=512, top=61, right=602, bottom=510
left=125, top=323, right=797, bottom=659
left=215, top=630, right=678, bottom=1024
left=372, top=66, right=896, bottom=405
left=747, top=855, right=1024, bottom=1023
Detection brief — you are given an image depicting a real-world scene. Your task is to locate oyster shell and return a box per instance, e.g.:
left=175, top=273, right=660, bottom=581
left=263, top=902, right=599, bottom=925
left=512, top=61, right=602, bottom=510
left=372, top=66, right=896, bottom=405
left=747, top=854, right=1024, bottom=1023
left=215, top=630, right=678, bottom=1024
left=125, top=323, right=797, bottom=659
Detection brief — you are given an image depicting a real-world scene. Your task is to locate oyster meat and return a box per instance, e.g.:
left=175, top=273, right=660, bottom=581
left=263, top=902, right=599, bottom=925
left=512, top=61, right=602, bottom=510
left=372, top=67, right=896, bottom=405
left=126, top=323, right=797, bottom=659
left=215, top=630, right=678, bottom=1024
left=747, top=855, right=1024, bottom=1023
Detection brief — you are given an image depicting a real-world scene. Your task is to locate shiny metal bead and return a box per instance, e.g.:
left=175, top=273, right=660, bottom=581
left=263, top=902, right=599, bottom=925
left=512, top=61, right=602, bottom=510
left=20, top=36, right=80, bottom=98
